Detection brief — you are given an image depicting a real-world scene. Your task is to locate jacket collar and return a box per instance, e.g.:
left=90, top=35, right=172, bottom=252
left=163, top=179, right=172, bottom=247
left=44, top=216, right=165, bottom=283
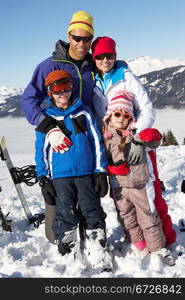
left=46, top=97, right=83, bottom=116
left=52, top=40, right=69, bottom=60
left=52, top=40, right=94, bottom=68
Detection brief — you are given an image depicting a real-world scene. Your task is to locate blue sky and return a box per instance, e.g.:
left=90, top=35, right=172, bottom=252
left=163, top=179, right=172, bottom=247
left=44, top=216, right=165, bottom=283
left=1, top=0, right=185, bottom=87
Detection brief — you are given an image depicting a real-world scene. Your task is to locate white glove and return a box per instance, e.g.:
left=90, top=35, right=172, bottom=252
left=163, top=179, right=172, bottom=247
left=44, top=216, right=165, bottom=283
left=46, top=126, right=72, bottom=154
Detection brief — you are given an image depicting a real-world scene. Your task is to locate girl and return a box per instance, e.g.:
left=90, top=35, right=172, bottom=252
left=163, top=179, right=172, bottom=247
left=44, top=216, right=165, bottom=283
left=103, top=89, right=175, bottom=266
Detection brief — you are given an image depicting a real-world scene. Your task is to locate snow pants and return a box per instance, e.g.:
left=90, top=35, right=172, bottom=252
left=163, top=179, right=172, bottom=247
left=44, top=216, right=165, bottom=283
left=112, top=184, right=165, bottom=252
left=52, top=175, right=106, bottom=241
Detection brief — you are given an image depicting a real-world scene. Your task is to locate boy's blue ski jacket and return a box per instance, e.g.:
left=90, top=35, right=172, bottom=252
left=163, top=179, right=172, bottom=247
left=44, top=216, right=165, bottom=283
left=35, top=97, right=107, bottom=179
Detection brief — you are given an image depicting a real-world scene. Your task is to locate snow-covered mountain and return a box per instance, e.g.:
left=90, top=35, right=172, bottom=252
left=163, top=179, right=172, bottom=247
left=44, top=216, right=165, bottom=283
left=139, top=65, right=185, bottom=108
left=128, top=56, right=185, bottom=76
left=0, top=86, right=24, bottom=117
left=0, top=56, right=185, bottom=117
left=128, top=56, right=185, bottom=109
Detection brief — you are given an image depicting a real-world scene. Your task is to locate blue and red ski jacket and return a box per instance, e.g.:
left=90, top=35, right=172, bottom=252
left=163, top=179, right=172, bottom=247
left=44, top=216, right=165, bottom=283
left=35, top=97, right=107, bottom=179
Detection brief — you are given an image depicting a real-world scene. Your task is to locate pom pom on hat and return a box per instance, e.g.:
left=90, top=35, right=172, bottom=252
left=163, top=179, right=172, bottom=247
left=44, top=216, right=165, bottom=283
left=67, top=10, right=94, bottom=36
left=91, top=36, right=116, bottom=60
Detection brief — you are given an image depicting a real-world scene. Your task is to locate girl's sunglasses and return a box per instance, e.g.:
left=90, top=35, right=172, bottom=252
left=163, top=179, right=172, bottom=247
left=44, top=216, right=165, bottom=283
left=113, top=112, right=131, bottom=119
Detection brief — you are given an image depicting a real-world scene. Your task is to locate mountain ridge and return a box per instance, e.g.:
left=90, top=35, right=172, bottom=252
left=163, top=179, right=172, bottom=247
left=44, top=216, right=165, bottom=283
left=127, top=56, right=185, bottom=75
left=0, top=56, right=185, bottom=117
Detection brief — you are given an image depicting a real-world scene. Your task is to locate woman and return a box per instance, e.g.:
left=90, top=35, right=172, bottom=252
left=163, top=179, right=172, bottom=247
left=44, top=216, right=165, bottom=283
left=91, top=36, right=176, bottom=249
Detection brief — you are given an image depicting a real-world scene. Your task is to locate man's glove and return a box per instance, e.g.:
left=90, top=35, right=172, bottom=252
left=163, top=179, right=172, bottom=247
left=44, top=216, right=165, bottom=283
left=39, top=176, right=56, bottom=205
left=181, top=180, right=185, bottom=193
left=124, top=140, right=144, bottom=165
left=36, top=116, right=72, bottom=154
left=94, top=172, right=108, bottom=198
left=46, top=126, right=72, bottom=153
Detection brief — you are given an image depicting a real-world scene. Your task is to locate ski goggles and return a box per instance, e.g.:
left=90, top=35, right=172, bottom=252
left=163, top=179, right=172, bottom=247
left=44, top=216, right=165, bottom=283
left=95, top=53, right=116, bottom=60
left=69, top=34, right=93, bottom=43
left=113, top=112, right=131, bottom=119
left=47, top=79, right=73, bottom=94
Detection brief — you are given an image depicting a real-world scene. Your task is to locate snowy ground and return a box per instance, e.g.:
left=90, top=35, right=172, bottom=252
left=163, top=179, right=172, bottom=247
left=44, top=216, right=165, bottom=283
left=0, top=116, right=185, bottom=279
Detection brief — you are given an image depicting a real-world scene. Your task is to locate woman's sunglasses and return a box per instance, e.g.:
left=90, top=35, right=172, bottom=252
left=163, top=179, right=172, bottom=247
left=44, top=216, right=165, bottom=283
left=69, top=34, right=93, bottom=43
left=113, top=112, right=131, bottom=119
left=95, top=53, right=116, bottom=60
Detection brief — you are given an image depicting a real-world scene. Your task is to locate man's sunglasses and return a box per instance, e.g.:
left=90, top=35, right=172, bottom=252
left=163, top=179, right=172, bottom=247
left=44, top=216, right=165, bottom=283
left=113, top=112, right=131, bottom=119
left=47, top=79, right=73, bottom=94
left=95, top=53, right=116, bottom=60
left=69, top=34, right=93, bottom=43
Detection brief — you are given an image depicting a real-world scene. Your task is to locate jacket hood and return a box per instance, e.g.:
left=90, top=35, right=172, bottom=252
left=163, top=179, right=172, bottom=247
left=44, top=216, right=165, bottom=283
left=52, top=40, right=69, bottom=60
left=52, top=39, right=93, bottom=65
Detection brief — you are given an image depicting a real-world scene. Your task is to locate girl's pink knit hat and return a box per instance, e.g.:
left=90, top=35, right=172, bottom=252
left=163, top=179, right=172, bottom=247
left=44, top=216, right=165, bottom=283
left=103, top=90, right=136, bottom=138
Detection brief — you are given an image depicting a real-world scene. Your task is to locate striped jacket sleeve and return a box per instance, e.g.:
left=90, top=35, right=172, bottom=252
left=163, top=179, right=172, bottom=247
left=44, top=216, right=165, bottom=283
left=35, top=131, right=50, bottom=178
left=84, top=108, right=107, bottom=173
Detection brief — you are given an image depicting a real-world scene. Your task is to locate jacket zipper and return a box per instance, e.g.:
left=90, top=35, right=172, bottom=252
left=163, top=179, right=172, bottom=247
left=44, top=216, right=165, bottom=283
left=52, top=59, right=83, bottom=98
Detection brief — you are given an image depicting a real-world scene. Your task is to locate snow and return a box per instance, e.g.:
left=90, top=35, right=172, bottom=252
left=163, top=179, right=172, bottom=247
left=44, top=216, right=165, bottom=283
left=1, top=114, right=185, bottom=279
left=127, top=56, right=185, bottom=76
left=0, top=86, right=23, bottom=105
left=172, top=67, right=185, bottom=75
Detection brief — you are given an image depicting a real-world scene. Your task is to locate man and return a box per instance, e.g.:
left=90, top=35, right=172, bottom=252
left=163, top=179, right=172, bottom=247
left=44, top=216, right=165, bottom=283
left=21, top=10, right=95, bottom=153
left=21, top=11, right=95, bottom=244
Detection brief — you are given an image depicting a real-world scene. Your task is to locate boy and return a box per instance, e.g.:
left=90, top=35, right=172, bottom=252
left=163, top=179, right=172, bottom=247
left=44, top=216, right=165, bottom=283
left=35, top=70, right=112, bottom=270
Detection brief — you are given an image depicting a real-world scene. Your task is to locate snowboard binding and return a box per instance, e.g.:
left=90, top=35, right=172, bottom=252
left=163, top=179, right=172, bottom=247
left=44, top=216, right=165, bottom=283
left=29, top=213, right=45, bottom=228
left=10, top=165, right=38, bottom=186
left=0, top=207, right=12, bottom=232
left=0, top=136, right=45, bottom=229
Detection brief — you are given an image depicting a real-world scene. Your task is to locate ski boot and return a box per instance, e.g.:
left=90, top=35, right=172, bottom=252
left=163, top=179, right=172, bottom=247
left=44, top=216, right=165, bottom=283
left=57, top=229, right=78, bottom=260
left=152, top=248, right=175, bottom=266
left=84, top=228, right=113, bottom=272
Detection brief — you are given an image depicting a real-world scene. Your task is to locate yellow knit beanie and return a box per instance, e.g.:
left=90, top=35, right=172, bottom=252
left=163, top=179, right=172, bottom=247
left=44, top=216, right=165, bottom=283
left=67, top=10, right=94, bottom=36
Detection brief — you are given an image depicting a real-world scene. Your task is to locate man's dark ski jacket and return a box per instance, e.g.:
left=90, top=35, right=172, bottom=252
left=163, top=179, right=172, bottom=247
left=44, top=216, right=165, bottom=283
left=21, top=40, right=95, bottom=126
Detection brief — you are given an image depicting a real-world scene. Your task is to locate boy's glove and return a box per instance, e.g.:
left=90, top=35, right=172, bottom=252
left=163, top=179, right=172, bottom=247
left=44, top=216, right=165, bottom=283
left=46, top=126, right=72, bottom=153
left=181, top=180, right=185, bottom=193
left=94, top=172, right=108, bottom=198
left=39, top=176, right=56, bottom=205
left=36, top=116, right=72, bottom=154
